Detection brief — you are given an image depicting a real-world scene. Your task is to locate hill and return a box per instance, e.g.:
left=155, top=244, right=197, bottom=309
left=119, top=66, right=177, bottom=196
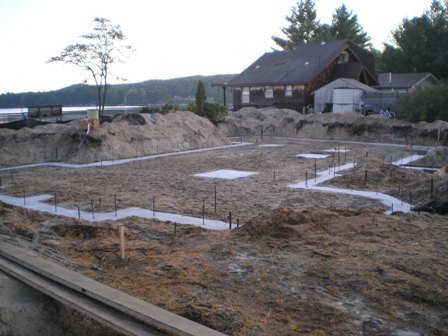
left=0, top=74, right=235, bottom=108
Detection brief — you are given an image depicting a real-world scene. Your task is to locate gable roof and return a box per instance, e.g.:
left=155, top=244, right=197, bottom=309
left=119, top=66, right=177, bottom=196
left=376, top=72, right=440, bottom=89
left=313, top=78, right=379, bottom=95
left=227, top=39, right=377, bottom=87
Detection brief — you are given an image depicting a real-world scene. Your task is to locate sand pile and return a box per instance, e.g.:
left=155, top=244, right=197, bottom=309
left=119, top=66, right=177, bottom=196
left=234, top=207, right=383, bottom=240
left=0, top=111, right=230, bottom=166
left=327, top=157, right=448, bottom=204
left=218, top=107, right=448, bottom=146
left=411, top=147, right=448, bottom=167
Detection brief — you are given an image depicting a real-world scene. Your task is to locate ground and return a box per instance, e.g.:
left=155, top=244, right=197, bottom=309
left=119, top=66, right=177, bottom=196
left=1, top=132, right=447, bottom=335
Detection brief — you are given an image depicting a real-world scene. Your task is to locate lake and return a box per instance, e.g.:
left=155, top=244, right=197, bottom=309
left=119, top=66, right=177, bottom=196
left=0, top=106, right=143, bottom=123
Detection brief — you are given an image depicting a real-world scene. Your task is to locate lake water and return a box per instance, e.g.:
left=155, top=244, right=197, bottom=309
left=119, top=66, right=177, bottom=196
left=0, top=106, right=143, bottom=123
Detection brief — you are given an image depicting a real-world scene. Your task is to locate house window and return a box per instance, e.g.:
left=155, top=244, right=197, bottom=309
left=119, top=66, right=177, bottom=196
left=265, top=86, right=273, bottom=98
left=285, top=85, right=292, bottom=97
left=338, top=51, right=349, bottom=64
left=242, top=87, right=250, bottom=104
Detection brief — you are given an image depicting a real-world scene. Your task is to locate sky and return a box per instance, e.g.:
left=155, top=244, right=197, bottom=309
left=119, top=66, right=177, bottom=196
left=0, top=0, right=433, bottom=94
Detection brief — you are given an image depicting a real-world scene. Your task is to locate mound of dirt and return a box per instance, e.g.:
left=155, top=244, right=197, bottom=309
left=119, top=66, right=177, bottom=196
left=0, top=111, right=230, bottom=166
left=218, top=107, right=448, bottom=146
left=234, top=207, right=385, bottom=240
left=326, top=156, right=448, bottom=204
left=112, top=113, right=147, bottom=125
left=411, top=147, right=448, bottom=167
left=235, top=207, right=304, bottom=239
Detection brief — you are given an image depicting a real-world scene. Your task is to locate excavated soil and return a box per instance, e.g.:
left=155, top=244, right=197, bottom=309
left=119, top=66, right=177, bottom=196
left=1, top=110, right=447, bottom=335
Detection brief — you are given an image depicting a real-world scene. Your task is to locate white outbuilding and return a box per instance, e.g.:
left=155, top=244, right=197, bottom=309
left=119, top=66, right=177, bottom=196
left=313, top=78, right=379, bottom=113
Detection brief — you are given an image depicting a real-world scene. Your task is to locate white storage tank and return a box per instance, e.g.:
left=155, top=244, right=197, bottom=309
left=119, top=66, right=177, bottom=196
left=332, top=88, right=363, bottom=113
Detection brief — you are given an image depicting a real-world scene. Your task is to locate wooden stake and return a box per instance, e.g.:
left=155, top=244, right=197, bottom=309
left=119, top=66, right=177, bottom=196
left=153, top=197, right=155, bottom=216
left=174, top=222, right=177, bottom=235
left=91, top=200, right=94, bottom=219
left=364, top=170, right=368, bottom=187
left=430, top=178, right=434, bottom=198
left=114, top=194, right=117, bottom=217
left=228, top=212, right=232, bottom=230
left=305, top=170, right=308, bottom=187
left=237, top=218, right=240, bottom=228
left=77, top=205, right=81, bottom=219
left=314, top=159, right=317, bottom=182
left=119, top=225, right=126, bottom=260
left=214, top=184, right=217, bottom=213
left=54, top=194, right=57, bottom=212
left=202, top=199, right=205, bottom=225
left=401, top=187, right=404, bottom=206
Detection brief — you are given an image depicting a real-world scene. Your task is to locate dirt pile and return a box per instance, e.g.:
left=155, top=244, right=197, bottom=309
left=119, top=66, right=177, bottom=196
left=326, top=157, right=448, bottom=204
left=412, top=146, right=448, bottom=167
left=0, top=111, right=230, bottom=166
left=218, top=107, right=448, bottom=146
left=2, top=200, right=447, bottom=336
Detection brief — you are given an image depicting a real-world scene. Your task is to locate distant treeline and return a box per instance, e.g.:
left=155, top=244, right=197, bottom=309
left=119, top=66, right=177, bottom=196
left=0, top=74, right=234, bottom=108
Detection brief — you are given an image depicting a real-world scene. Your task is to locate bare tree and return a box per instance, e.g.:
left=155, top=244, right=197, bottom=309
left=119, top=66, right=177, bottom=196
left=49, top=17, right=134, bottom=115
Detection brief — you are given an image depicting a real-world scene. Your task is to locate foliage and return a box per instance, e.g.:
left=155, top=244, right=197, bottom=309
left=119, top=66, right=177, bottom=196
left=140, top=103, right=176, bottom=114
left=272, top=1, right=371, bottom=50
left=48, top=17, right=134, bottom=115
left=185, top=101, right=227, bottom=122
left=400, top=83, right=448, bottom=122
left=378, top=0, right=448, bottom=79
left=0, top=74, right=234, bottom=108
left=203, top=102, right=228, bottom=121
left=272, top=0, right=320, bottom=50
left=195, top=81, right=206, bottom=116
left=327, top=4, right=371, bottom=48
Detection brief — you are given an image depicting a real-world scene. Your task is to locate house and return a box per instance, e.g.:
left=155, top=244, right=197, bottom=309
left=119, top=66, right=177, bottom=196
left=375, top=72, right=440, bottom=93
left=313, top=78, right=379, bottom=113
left=224, top=39, right=378, bottom=112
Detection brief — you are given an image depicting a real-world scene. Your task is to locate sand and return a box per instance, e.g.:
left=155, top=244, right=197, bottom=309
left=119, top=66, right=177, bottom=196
left=0, top=109, right=447, bottom=335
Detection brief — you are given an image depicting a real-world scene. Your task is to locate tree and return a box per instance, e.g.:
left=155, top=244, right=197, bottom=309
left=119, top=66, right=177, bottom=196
left=48, top=17, right=134, bottom=115
left=195, top=80, right=206, bottom=116
left=401, top=83, right=448, bottom=122
left=273, top=2, right=371, bottom=50
left=272, top=0, right=321, bottom=50
left=378, top=0, right=448, bottom=79
left=328, top=4, right=371, bottom=48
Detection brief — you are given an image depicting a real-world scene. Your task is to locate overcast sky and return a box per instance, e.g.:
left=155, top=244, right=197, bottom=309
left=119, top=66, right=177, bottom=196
left=0, top=0, right=432, bottom=94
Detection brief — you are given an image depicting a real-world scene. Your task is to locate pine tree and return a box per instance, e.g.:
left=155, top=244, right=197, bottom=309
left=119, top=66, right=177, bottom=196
left=378, top=0, right=448, bottom=79
left=329, top=4, right=371, bottom=48
left=272, top=0, right=321, bottom=50
left=195, top=81, right=206, bottom=116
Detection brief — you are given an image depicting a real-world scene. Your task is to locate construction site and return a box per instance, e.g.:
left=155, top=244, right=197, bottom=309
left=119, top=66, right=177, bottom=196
left=0, top=108, right=447, bottom=335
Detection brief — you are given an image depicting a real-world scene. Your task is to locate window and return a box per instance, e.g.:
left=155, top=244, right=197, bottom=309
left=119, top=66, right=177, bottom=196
left=265, top=86, right=273, bottom=99
left=242, top=87, right=250, bottom=104
left=338, top=51, right=349, bottom=64
left=285, top=85, right=292, bottom=97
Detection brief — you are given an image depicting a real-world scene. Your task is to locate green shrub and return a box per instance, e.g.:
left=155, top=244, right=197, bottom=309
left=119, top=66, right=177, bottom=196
left=401, top=84, right=448, bottom=122
left=185, top=102, right=227, bottom=122
left=140, top=106, right=159, bottom=114
left=140, top=104, right=173, bottom=114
